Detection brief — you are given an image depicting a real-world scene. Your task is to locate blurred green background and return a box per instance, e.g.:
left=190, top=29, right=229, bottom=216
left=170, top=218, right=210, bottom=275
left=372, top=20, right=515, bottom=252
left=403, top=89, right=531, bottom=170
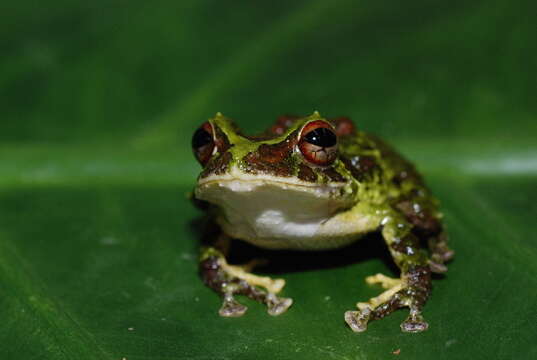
left=1, top=1, right=536, bottom=359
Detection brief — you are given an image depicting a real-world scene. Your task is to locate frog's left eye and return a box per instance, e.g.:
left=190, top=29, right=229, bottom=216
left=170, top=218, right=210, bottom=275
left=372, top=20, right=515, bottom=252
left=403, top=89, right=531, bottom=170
left=298, top=120, right=338, bottom=166
left=192, top=122, right=216, bottom=165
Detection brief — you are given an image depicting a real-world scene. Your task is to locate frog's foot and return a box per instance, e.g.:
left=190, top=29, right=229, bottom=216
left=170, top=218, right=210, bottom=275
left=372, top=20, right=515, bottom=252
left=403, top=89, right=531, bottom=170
left=200, top=249, right=292, bottom=317
left=344, top=267, right=431, bottom=333
left=219, top=292, right=248, bottom=317
left=344, top=273, right=404, bottom=332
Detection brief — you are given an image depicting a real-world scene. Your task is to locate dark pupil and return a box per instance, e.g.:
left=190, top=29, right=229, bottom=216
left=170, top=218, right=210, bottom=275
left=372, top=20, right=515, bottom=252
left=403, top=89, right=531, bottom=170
left=304, top=127, right=336, bottom=147
left=192, top=127, right=213, bottom=149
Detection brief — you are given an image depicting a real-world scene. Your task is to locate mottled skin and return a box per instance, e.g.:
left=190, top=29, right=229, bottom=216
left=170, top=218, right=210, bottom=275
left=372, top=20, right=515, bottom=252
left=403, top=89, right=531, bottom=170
left=192, top=112, right=454, bottom=333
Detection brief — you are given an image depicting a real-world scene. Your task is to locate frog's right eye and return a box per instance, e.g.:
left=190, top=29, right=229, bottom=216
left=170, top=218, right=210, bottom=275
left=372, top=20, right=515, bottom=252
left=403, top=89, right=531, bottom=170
left=192, top=122, right=216, bottom=165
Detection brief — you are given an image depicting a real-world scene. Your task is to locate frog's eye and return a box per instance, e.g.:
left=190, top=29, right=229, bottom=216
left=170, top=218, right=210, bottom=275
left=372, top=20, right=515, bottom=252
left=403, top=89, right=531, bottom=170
left=192, top=122, right=216, bottom=165
left=298, top=120, right=338, bottom=166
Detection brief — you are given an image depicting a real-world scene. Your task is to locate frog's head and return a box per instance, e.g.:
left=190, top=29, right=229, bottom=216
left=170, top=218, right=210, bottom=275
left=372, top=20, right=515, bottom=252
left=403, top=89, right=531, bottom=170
left=191, top=112, right=359, bottom=245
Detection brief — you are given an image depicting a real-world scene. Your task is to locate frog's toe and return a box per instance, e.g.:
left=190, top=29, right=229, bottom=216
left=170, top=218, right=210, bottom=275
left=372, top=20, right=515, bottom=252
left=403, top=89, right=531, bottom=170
left=428, top=259, right=448, bottom=274
left=266, top=294, right=293, bottom=316
left=344, top=308, right=371, bottom=333
left=429, top=237, right=455, bottom=264
left=221, top=261, right=286, bottom=294
left=400, top=309, right=429, bottom=333
left=219, top=293, right=248, bottom=317
left=365, top=273, right=402, bottom=289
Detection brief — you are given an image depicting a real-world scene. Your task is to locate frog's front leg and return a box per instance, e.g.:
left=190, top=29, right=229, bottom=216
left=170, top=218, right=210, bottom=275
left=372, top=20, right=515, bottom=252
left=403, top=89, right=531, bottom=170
left=199, top=237, right=292, bottom=317
left=345, top=216, right=431, bottom=333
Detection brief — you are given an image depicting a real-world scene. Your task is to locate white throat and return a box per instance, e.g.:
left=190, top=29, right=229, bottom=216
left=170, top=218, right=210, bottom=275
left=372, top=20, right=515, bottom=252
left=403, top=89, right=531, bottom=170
left=195, top=174, right=354, bottom=249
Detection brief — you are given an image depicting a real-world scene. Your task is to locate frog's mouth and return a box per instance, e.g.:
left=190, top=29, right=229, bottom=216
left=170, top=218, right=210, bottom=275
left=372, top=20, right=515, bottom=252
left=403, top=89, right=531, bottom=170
left=195, top=173, right=354, bottom=243
left=196, top=172, right=352, bottom=206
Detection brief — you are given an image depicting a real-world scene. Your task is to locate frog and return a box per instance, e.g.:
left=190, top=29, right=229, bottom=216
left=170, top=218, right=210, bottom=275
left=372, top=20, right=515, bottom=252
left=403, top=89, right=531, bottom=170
left=191, top=112, right=454, bottom=333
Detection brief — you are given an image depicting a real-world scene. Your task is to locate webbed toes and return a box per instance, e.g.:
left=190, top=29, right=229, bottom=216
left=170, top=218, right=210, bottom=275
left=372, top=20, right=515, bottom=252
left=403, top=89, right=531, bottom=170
left=266, top=294, right=293, bottom=316
left=219, top=293, right=248, bottom=317
left=400, top=311, right=429, bottom=333
left=344, top=308, right=371, bottom=333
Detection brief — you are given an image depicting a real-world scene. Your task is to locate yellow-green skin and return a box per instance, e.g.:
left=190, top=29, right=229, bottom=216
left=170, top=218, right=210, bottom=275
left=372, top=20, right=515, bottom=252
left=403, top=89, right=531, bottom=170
left=193, top=112, right=453, bottom=333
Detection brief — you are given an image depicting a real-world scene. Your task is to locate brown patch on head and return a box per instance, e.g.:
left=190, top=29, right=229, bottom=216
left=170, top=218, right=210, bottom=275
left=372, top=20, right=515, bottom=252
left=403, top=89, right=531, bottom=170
left=257, top=142, right=292, bottom=163
left=297, top=163, right=317, bottom=182
left=330, top=117, right=356, bottom=137
left=243, top=137, right=297, bottom=177
left=213, top=125, right=232, bottom=153
left=200, top=151, right=232, bottom=178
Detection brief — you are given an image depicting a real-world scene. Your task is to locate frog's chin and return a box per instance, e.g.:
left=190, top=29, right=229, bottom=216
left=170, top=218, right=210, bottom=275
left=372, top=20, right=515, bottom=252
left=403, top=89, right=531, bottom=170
left=195, top=174, right=355, bottom=248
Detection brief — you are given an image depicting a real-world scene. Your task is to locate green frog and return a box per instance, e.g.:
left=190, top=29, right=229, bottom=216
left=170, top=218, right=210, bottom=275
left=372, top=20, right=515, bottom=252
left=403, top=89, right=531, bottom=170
left=191, top=112, right=454, bottom=333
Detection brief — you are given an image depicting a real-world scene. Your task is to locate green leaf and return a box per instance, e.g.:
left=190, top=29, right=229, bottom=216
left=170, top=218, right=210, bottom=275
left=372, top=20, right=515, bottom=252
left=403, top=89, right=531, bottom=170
left=1, top=0, right=536, bottom=359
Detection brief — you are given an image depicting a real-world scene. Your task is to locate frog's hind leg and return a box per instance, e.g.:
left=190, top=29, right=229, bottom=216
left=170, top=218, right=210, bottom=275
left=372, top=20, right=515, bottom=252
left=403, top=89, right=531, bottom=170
left=345, top=218, right=432, bottom=333
left=395, top=199, right=455, bottom=273
left=199, top=243, right=292, bottom=317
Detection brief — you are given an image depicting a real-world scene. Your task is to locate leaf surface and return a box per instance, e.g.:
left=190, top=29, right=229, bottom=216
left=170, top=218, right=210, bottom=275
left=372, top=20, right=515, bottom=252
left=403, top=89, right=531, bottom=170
left=1, top=1, right=536, bottom=359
